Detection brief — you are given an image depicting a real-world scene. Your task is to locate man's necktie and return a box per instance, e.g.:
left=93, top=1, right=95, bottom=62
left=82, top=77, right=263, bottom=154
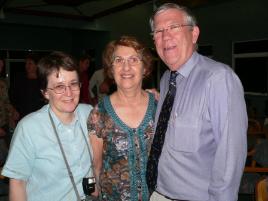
left=146, top=71, right=178, bottom=195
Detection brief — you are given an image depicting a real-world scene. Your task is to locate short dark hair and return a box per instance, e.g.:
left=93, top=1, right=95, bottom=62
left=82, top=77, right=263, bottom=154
left=26, top=53, right=40, bottom=64
left=79, top=54, right=91, bottom=62
left=102, top=35, right=153, bottom=79
left=37, top=51, right=79, bottom=91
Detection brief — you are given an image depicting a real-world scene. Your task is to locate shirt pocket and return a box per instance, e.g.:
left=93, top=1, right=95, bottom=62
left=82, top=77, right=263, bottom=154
left=167, top=116, right=200, bottom=153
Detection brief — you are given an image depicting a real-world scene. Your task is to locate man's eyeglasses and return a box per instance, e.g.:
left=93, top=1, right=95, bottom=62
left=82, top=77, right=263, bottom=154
left=151, top=24, right=192, bottom=39
left=112, top=55, right=142, bottom=67
left=47, top=81, right=81, bottom=94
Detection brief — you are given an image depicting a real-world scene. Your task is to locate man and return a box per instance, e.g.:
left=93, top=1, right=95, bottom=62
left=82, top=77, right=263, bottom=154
left=146, top=3, right=248, bottom=201
left=79, top=54, right=94, bottom=104
left=89, top=68, right=105, bottom=104
left=10, top=53, right=44, bottom=118
left=89, top=42, right=118, bottom=105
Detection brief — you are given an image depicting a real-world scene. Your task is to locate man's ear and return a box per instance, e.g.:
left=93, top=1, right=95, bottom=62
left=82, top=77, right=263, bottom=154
left=192, top=26, right=200, bottom=44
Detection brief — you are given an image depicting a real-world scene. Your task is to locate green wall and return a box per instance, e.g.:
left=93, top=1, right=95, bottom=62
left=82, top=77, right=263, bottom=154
left=0, top=23, right=109, bottom=67
left=1, top=0, right=267, bottom=66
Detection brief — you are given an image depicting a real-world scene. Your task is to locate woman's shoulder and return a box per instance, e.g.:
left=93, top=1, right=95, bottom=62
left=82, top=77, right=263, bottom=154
left=77, top=103, right=93, bottom=116
left=13, top=105, right=50, bottom=139
left=88, top=97, right=109, bottom=119
left=19, top=105, right=49, bottom=124
left=147, top=91, right=158, bottom=109
left=96, top=95, right=110, bottom=113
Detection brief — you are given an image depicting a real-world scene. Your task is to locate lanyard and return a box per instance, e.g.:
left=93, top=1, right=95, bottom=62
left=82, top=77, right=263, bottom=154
left=48, top=109, right=95, bottom=201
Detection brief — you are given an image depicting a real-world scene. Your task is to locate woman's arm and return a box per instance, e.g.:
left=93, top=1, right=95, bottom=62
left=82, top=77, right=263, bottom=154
left=90, top=134, right=103, bottom=181
left=9, top=178, right=27, bottom=201
left=89, top=134, right=103, bottom=196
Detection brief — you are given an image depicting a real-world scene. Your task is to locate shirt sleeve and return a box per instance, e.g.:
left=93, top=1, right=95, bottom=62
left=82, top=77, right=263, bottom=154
left=2, top=121, right=35, bottom=180
left=208, top=70, right=248, bottom=201
left=89, top=71, right=97, bottom=98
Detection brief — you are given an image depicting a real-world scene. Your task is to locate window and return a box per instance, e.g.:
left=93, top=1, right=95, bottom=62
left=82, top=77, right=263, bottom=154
left=233, top=39, right=268, bottom=95
left=0, top=49, right=51, bottom=87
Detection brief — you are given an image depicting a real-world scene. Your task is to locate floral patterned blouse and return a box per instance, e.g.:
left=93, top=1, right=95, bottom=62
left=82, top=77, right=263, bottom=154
left=87, top=93, right=157, bottom=201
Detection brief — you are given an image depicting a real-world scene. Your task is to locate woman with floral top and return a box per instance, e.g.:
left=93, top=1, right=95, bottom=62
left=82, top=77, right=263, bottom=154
left=87, top=36, right=157, bottom=201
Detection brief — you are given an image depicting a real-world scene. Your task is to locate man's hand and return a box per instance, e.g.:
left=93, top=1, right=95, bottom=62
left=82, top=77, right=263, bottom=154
left=146, top=88, right=160, bottom=101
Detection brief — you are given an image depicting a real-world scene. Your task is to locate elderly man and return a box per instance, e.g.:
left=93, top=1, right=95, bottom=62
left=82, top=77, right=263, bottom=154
left=146, top=3, right=248, bottom=201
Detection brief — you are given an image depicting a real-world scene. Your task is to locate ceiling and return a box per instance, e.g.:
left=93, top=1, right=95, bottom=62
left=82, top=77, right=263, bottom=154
left=0, top=0, right=227, bottom=22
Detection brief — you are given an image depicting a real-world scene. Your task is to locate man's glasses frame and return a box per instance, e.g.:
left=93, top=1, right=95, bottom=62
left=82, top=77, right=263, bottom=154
left=151, top=24, right=193, bottom=39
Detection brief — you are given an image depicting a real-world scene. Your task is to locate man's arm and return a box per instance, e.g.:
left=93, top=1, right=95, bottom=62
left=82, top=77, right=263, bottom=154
left=9, top=179, right=27, bottom=201
left=208, top=70, right=248, bottom=201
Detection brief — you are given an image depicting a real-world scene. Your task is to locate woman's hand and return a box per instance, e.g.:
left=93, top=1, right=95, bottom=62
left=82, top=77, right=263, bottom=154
left=91, top=184, right=99, bottom=197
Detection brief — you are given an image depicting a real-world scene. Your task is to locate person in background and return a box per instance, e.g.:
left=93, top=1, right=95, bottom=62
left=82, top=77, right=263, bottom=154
left=96, top=44, right=118, bottom=100
left=98, top=75, right=116, bottom=97
left=0, top=58, right=19, bottom=148
left=87, top=36, right=157, bottom=201
left=1, top=51, right=95, bottom=201
left=0, top=58, right=10, bottom=138
left=0, top=58, right=10, bottom=164
left=89, top=67, right=105, bottom=104
left=79, top=54, right=94, bottom=104
left=89, top=45, right=118, bottom=106
left=146, top=3, right=248, bottom=201
left=10, top=53, right=44, bottom=118
left=239, top=125, right=268, bottom=194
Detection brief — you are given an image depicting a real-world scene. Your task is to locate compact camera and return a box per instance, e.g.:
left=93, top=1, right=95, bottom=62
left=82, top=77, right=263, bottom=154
left=82, top=177, right=96, bottom=195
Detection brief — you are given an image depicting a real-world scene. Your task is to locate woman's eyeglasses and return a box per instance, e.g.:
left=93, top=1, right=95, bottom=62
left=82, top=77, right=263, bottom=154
left=112, top=55, right=142, bottom=67
left=47, top=81, right=81, bottom=94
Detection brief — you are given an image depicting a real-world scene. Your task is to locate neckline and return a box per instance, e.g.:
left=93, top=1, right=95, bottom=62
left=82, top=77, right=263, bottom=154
left=104, top=92, right=154, bottom=132
left=48, top=106, right=78, bottom=127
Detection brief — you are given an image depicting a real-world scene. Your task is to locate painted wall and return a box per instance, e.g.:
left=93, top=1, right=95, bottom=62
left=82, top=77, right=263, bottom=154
left=194, top=0, right=268, bottom=65
left=0, top=23, right=109, bottom=67
left=95, top=0, right=268, bottom=65
left=95, top=2, right=154, bottom=47
left=1, top=0, right=267, bottom=65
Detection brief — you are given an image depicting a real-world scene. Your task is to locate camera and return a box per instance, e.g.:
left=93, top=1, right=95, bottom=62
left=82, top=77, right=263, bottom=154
left=82, top=177, right=96, bottom=195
